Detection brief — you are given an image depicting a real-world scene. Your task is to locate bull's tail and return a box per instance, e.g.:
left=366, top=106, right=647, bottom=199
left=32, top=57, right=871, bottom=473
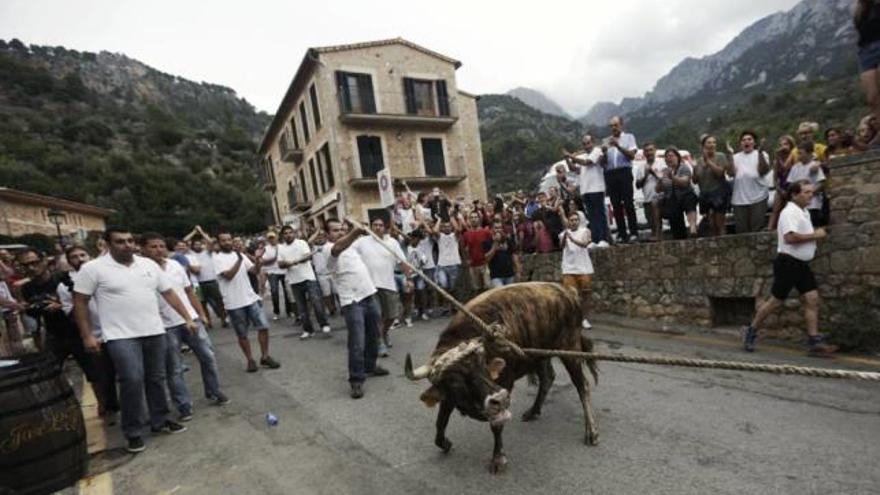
left=581, top=334, right=599, bottom=386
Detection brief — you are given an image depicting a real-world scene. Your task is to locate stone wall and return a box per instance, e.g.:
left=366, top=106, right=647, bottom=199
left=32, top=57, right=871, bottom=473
left=520, top=151, right=880, bottom=350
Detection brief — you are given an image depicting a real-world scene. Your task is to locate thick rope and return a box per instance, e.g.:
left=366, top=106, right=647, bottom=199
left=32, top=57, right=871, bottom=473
left=344, top=217, right=878, bottom=382
left=522, top=348, right=880, bottom=382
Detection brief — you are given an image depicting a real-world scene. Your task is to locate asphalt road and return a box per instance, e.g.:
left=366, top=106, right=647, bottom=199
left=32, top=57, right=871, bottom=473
left=72, top=311, right=880, bottom=495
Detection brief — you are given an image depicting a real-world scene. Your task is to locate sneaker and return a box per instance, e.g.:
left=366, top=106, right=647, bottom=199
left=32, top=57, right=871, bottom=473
left=582, top=318, right=592, bottom=330
left=597, top=241, right=610, bottom=248
left=321, top=325, right=331, bottom=334
left=211, top=392, right=231, bottom=406
left=300, top=331, right=313, bottom=340
left=151, top=420, right=187, bottom=435
left=807, top=335, right=838, bottom=358
left=389, top=319, right=401, bottom=330
left=272, top=314, right=279, bottom=321
left=222, top=317, right=229, bottom=328
left=246, top=360, right=258, bottom=373
left=260, top=356, right=281, bottom=369
left=370, top=366, right=390, bottom=377
left=420, top=313, right=430, bottom=321
left=126, top=436, right=146, bottom=453
left=350, top=383, right=364, bottom=399
left=378, top=343, right=389, bottom=358
left=405, top=317, right=413, bottom=328
left=179, top=409, right=194, bottom=422
left=742, top=325, right=758, bottom=352
left=587, top=242, right=597, bottom=250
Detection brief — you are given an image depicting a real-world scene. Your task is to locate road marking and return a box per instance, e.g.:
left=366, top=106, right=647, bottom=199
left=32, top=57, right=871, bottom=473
left=77, top=380, right=113, bottom=495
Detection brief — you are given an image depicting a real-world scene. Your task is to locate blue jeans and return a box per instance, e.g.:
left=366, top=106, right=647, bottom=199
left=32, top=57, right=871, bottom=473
left=415, top=267, right=435, bottom=290
left=436, top=265, right=460, bottom=290
left=105, top=334, right=169, bottom=438
left=268, top=273, right=294, bottom=317
left=341, top=295, right=381, bottom=384
left=491, top=277, right=515, bottom=288
left=582, top=192, right=609, bottom=243
left=166, top=320, right=222, bottom=408
left=290, top=280, right=329, bottom=334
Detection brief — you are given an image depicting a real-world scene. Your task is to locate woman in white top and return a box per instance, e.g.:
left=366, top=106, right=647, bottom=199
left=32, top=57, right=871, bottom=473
left=729, top=131, right=772, bottom=233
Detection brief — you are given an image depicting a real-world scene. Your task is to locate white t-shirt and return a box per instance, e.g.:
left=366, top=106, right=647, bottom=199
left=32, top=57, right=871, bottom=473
left=418, top=204, right=433, bottom=222
left=311, top=242, right=331, bottom=277
left=777, top=201, right=816, bottom=261
left=183, top=253, right=200, bottom=288
left=324, top=243, right=377, bottom=306
left=157, top=259, right=199, bottom=328
left=278, top=239, right=316, bottom=284
left=605, top=132, right=638, bottom=170
left=398, top=208, right=417, bottom=234
left=637, top=159, right=668, bottom=203
left=732, top=150, right=770, bottom=206
left=786, top=161, right=826, bottom=210
left=261, top=243, right=285, bottom=275
left=437, top=232, right=461, bottom=267
left=212, top=251, right=261, bottom=310
left=74, top=255, right=172, bottom=341
left=576, top=148, right=606, bottom=194
left=559, top=227, right=594, bottom=275
left=416, top=237, right=436, bottom=269
left=354, top=236, right=406, bottom=292
left=58, top=272, right=102, bottom=341
left=193, top=250, right=217, bottom=282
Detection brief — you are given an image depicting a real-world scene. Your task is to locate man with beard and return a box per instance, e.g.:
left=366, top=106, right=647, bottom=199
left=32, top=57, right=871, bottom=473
left=185, top=227, right=227, bottom=328
left=277, top=225, right=330, bottom=340
left=602, top=116, right=639, bottom=243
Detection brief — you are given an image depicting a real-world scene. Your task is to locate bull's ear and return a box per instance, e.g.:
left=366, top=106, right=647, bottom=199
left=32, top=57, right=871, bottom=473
left=488, top=357, right=506, bottom=380
left=419, top=386, right=444, bottom=408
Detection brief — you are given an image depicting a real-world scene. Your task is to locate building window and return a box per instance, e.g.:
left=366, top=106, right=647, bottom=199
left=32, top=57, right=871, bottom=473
left=336, top=71, right=376, bottom=114
left=404, top=79, right=450, bottom=116
left=289, top=118, right=300, bottom=149
left=321, top=144, right=335, bottom=188
left=287, top=180, right=297, bottom=209
left=309, top=158, right=320, bottom=197
left=315, top=149, right=327, bottom=193
left=299, top=168, right=308, bottom=202
left=299, top=102, right=310, bottom=144
left=421, top=138, right=446, bottom=176
left=309, top=84, right=322, bottom=129
left=356, top=135, right=384, bottom=178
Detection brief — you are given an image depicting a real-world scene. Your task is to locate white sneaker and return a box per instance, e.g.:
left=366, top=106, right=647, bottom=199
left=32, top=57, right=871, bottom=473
left=405, top=317, right=413, bottom=328
left=582, top=318, right=592, bottom=330
left=597, top=241, right=610, bottom=248
left=272, top=315, right=279, bottom=321
left=321, top=325, right=331, bottom=334
left=389, top=319, right=401, bottom=330
left=587, top=242, right=597, bottom=250
left=300, top=332, right=312, bottom=340
left=420, top=313, right=430, bottom=321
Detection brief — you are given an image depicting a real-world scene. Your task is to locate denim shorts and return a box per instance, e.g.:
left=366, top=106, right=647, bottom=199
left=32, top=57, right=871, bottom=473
left=859, top=40, right=880, bottom=72
left=414, top=268, right=435, bottom=291
left=227, top=301, right=269, bottom=338
left=435, top=265, right=460, bottom=290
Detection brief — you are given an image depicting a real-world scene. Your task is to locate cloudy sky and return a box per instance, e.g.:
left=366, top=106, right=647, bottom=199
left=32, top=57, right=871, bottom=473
left=0, top=0, right=802, bottom=116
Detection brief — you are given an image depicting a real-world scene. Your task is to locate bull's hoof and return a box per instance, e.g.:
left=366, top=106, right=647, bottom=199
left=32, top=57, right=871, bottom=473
left=585, top=430, right=600, bottom=446
left=521, top=409, right=541, bottom=422
left=488, top=454, right=508, bottom=474
left=435, top=437, right=453, bottom=453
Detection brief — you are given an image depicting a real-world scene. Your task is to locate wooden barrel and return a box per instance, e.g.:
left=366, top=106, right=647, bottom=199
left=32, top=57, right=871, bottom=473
left=0, top=353, right=87, bottom=495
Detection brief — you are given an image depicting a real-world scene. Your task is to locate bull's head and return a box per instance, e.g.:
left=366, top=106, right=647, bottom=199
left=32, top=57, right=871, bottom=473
left=405, top=339, right=512, bottom=426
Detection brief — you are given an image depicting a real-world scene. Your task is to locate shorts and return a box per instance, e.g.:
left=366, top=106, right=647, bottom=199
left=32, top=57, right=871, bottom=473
left=414, top=267, right=435, bottom=291
left=468, top=265, right=490, bottom=291
left=562, top=274, right=593, bottom=293
left=771, top=254, right=817, bottom=300
left=227, top=301, right=270, bottom=338
left=674, top=190, right=698, bottom=214
left=436, top=265, right=460, bottom=290
left=377, top=288, right=401, bottom=321
left=859, top=39, right=880, bottom=72
left=317, top=274, right=336, bottom=296
left=699, top=187, right=730, bottom=214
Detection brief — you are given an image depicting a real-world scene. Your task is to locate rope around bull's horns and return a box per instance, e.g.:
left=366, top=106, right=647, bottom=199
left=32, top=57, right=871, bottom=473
left=344, top=217, right=880, bottom=383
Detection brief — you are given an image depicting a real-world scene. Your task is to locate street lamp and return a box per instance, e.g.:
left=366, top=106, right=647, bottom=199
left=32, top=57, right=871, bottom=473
left=46, top=208, right=66, bottom=247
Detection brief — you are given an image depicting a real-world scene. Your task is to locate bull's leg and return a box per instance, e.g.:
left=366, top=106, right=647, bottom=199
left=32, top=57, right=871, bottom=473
left=434, top=400, right=454, bottom=453
left=522, top=359, right=555, bottom=422
left=561, top=357, right=599, bottom=446
left=489, top=423, right=507, bottom=474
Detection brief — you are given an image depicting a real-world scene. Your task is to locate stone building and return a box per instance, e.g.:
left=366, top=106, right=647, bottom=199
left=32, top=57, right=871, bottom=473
left=257, top=38, right=487, bottom=226
left=0, top=187, right=113, bottom=240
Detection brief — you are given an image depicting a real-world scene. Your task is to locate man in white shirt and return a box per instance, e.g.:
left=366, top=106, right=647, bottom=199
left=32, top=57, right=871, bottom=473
left=325, top=219, right=390, bottom=399
left=310, top=229, right=338, bottom=316
left=141, top=233, right=230, bottom=422
left=430, top=217, right=462, bottom=316
left=635, top=142, right=668, bottom=242
left=277, top=225, right=330, bottom=340
left=602, top=116, right=639, bottom=243
left=743, top=180, right=836, bottom=357
left=74, top=228, right=196, bottom=453
left=213, top=231, right=280, bottom=373
left=560, top=212, right=595, bottom=329
left=187, top=231, right=226, bottom=329
left=565, top=134, right=610, bottom=247
left=261, top=231, right=294, bottom=321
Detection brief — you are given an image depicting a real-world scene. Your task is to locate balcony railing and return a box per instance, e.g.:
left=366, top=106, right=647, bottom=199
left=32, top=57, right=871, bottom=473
left=279, top=135, right=303, bottom=164
left=337, top=89, right=458, bottom=129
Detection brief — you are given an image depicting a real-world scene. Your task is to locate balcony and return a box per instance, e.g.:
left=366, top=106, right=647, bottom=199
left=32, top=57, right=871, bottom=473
left=348, top=175, right=466, bottom=188
left=279, top=136, right=303, bottom=164
left=337, top=90, right=458, bottom=130
left=262, top=182, right=277, bottom=192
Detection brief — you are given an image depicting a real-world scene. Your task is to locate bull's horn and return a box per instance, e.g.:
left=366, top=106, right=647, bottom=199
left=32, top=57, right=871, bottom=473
left=404, top=353, right=431, bottom=381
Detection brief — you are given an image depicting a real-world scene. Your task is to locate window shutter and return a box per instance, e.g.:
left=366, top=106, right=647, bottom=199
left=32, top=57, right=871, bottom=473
left=336, top=71, right=351, bottom=112
left=436, top=80, right=450, bottom=116
left=404, top=78, right=417, bottom=114
left=359, top=75, right=376, bottom=113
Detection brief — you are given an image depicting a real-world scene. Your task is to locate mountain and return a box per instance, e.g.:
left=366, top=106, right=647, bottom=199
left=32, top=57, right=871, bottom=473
left=579, top=0, right=858, bottom=128
left=0, top=39, right=272, bottom=237
left=506, top=87, right=570, bottom=118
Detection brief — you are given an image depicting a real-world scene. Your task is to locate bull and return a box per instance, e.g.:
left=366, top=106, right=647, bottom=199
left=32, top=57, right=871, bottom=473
left=404, top=282, right=599, bottom=473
